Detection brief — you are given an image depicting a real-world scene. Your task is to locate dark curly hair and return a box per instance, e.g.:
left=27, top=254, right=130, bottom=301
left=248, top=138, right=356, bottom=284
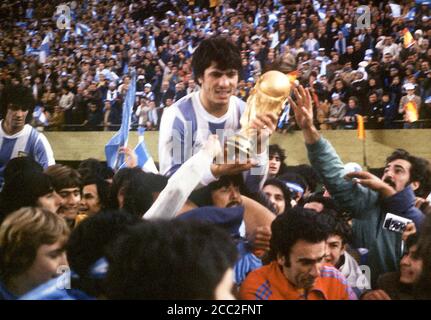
left=105, top=220, right=238, bottom=299
left=386, top=149, right=431, bottom=198
left=191, top=36, right=242, bottom=82
left=267, top=207, right=331, bottom=265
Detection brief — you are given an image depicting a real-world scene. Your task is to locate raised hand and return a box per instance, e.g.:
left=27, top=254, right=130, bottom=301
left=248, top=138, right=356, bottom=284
left=288, top=85, right=314, bottom=130
left=345, top=171, right=397, bottom=198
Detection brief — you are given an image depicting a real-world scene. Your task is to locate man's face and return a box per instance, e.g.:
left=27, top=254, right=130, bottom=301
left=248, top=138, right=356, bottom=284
left=37, top=191, right=62, bottom=214
left=268, top=153, right=281, bottom=176
left=324, top=235, right=345, bottom=267
left=278, top=240, right=326, bottom=290
left=22, top=240, right=68, bottom=290
left=198, top=62, right=238, bottom=110
left=211, top=183, right=242, bottom=208
left=263, top=184, right=285, bottom=215
left=381, top=159, right=412, bottom=193
left=400, top=244, right=423, bottom=285
left=57, top=187, right=81, bottom=222
left=80, top=184, right=101, bottom=217
left=4, top=107, right=28, bottom=132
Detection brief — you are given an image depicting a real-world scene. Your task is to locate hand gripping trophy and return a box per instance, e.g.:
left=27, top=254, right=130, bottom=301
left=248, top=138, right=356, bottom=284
left=225, top=70, right=296, bottom=161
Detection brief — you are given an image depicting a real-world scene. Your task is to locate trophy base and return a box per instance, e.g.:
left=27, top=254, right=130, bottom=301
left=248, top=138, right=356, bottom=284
left=225, top=134, right=253, bottom=163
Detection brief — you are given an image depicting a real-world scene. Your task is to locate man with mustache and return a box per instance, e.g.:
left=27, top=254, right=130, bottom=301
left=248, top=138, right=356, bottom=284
left=158, top=36, right=277, bottom=186
left=289, top=85, right=430, bottom=286
left=0, top=84, right=55, bottom=189
left=240, top=207, right=357, bottom=300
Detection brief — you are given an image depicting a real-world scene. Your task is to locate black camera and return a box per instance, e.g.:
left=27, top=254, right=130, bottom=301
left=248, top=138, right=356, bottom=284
left=382, top=213, right=412, bottom=234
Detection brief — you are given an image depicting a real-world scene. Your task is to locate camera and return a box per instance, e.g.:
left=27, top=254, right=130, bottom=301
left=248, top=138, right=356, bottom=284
left=382, top=213, right=412, bottom=234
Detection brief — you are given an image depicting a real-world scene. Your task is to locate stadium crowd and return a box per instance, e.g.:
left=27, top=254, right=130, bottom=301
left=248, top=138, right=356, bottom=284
left=1, top=0, right=431, bottom=131
left=0, top=0, right=431, bottom=302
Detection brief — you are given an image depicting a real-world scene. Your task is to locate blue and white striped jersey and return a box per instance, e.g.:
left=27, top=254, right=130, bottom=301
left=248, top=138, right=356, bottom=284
left=158, top=91, right=246, bottom=177
left=0, top=122, right=55, bottom=187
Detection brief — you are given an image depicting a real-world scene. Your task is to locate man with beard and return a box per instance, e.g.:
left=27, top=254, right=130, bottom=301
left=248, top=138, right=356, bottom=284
left=288, top=85, right=429, bottom=286
left=240, top=207, right=357, bottom=300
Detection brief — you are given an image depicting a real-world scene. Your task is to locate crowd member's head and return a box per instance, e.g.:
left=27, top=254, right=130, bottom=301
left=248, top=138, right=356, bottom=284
left=105, top=220, right=237, bottom=299
left=209, top=174, right=244, bottom=208
left=191, top=36, right=241, bottom=111
left=321, top=211, right=353, bottom=268
left=268, top=144, right=288, bottom=177
left=383, top=149, right=431, bottom=197
left=291, top=164, right=321, bottom=196
left=1, top=84, right=34, bottom=135
left=267, top=207, right=331, bottom=291
left=45, top=165, right=82, bottom=228
left=66, top=210, right=141, bottom=298
left=119, top=170, right=168, bottom=217
left=0, top=207, right=69, bottom=298
left=77, top=158, right=114, bottom=183
left=79, top=176, right=111, bottom=218
left=0, top=170, right=61, bottom=222
left=262, top=178, right=292, bottom=215
left=416, top=215, right=431, bottom=296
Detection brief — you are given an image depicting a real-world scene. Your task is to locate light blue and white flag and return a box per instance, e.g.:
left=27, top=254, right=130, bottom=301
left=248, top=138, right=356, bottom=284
left=119, top=127, right=158, bottom=173
left=105, top=72, right=137, bottom=170
left=277, top=104, right=290, bottom=129
left=39, top=33, right=52, bottom=64
left=254, top=9, right=261, bottom=28
left=404, top=7, right=416, bottom=20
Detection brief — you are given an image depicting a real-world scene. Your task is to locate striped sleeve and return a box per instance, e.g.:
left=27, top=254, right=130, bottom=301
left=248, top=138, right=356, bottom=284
left=33, top=132, right=55, bottom=168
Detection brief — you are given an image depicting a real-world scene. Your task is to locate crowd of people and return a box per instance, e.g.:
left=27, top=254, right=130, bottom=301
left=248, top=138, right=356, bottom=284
left=1, top=0, right=431, bottom=131
left=1, top=30, right=431, bottom=300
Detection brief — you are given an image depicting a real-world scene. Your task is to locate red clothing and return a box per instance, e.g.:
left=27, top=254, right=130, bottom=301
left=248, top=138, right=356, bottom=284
left=240, top=261, right=357, bottom=300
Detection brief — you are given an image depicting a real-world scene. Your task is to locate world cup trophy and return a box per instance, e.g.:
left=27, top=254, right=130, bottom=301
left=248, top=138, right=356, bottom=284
left=225, top=70, right=295, bottom=161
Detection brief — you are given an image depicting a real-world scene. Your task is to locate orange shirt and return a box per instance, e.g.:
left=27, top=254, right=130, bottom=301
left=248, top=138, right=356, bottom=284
left=240, top=261, right=357, bottom=300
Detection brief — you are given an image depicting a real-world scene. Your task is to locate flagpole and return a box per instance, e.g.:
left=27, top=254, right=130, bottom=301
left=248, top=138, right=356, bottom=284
left=362, top=136, right=368, bottom=171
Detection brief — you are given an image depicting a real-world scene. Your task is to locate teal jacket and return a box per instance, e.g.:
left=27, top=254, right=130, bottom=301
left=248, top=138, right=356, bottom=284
left=307, top=137, right=424, bottom=286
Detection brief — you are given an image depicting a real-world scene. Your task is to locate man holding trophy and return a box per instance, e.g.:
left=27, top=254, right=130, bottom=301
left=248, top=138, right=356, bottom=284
left=159, top=36, right=294, bottom=186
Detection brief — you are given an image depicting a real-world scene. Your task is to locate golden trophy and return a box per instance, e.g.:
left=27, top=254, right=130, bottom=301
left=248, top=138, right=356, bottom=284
left=225, top=70, right=295, bottom=161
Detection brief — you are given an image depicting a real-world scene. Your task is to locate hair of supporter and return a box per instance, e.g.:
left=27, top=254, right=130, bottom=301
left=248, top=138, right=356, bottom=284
left=386, top=149, right=431, bottom=198
left=317, top=209, right=353, bottom=245
left=290, top=164, right=321, bottom=193
left=66, top=210, right=141, bottom=297
left=191, top=36, right=242, bottom=82
left=0, top=170, right=55, bottom=222
left=108, top=167, right=143, bottom=209
left=267, top=207, right=331, bottom=266
left=78, top=158, right=114, bottom=181
left=0, top=207, right=70, bottom=282
left=121, top=171, right=168, bottom=217
left=3, top=157, right=43, bottom=184
left=82, top=176, right=111, bottom=211
left=105, top=220, right=237, bottom=299
left=45, top=164, right=82, bottom=192
left=303, top=193, right=343, bottom=214
left=1, top=84, right=35, bottom=115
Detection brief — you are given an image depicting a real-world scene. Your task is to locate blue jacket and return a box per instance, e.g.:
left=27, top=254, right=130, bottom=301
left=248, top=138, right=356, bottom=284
left=307, top=137, right=424, bottom=286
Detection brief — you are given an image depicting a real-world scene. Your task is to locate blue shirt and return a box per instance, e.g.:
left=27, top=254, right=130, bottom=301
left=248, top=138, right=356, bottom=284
left=0, top=122, right=55, bottom=188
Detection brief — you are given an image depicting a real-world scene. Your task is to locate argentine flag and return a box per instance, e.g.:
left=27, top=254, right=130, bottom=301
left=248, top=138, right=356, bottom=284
left=39, top=33, right=52, bottom=64
left=105, top=72, right=137, bottom=170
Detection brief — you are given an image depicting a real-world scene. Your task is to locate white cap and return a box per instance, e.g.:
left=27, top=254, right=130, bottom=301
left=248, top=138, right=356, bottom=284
left=359, top=61, right=369, bottom=67
left=144, top=83, right=152, bottom=88
left=425, top=96, right=431, bottom=104
left=365, top=49, right=373, bottom=56
left=344, top=162, right=362, bottom=175
left=138, top=75, right=145, bottom=80
left=331, top=93, right=340, bottom=100
left=404, top=83, right=415, bottom=90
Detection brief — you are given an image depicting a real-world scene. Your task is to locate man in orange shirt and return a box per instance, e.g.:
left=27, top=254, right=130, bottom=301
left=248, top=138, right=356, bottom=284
left=240, top=207, right=357, bottom=300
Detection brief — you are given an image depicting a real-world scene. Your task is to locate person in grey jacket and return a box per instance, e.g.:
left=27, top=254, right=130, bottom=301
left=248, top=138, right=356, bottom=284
left=288, top=85, right=429, bottom=286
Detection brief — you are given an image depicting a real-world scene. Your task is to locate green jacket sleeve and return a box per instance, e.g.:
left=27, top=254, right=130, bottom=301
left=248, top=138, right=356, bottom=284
left=306, top=137, right=379, bottom=220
